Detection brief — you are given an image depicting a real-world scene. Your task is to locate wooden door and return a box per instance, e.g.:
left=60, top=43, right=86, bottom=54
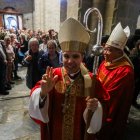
left=0, top=15, right=3, bottom=27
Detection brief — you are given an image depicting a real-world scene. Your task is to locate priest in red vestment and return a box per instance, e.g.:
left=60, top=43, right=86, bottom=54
left=96, top=23, right=134, bottom=140
left=29, top=18, right=109, bottom=140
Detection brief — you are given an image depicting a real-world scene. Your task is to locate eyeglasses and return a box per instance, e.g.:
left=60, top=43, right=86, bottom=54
left=63, top=53, right=81, bottom=59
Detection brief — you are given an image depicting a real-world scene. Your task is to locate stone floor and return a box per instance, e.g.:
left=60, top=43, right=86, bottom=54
left=124, top=95, right=140, bottom=140
left=0, top=66, right=40, bottom=140
left=0, top=66, right=140, bottom=140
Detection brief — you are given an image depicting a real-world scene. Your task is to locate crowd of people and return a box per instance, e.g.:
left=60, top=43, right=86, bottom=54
left=0, top=27, right=62, bottom=95
left=0, top=18, right=140, bottom=140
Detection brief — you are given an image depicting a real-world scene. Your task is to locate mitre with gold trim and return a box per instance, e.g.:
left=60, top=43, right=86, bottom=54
left=58, top=18, right=90, bottom=53
left=58, top=18, right=92, bottom=89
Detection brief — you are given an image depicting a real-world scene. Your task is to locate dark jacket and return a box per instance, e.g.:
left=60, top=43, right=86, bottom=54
left=38, top=51, right=63, bottom=75
left=22, top=50, right=44, bottom=89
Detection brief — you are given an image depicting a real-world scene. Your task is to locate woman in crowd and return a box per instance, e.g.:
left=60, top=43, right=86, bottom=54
left=18, top=33, right=28, bottom=63
left=38, top=39, right=63, bottom=75
left=39, top=34, right=49, bottom=53
left=10, top=33, right=22, bottom=80
left=22, top=38, right=44, bottom=89
left=4, top=35, right=15, bottom=85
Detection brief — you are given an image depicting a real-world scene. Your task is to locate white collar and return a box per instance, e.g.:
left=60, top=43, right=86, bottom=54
left=111, top=53, right=124, bottom=63
left=69, top=69, right=80, bottom=77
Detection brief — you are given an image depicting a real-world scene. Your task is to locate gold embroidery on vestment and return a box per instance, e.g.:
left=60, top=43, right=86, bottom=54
left=55, top=81, right=65, bottom=93
left=61, top=68, right=85, bottom=140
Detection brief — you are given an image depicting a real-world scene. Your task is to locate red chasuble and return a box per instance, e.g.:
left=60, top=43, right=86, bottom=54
left=96, top=58, right=134, bottom=140
left=30, top=67, right=109, bottom=140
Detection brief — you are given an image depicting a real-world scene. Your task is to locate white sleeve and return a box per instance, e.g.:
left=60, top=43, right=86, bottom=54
left=29, top=87, right=49, bottom=123
left=83, top=101, right=103, bottom=134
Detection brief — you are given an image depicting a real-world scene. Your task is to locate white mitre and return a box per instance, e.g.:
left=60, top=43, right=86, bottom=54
left=58, top=18, right=90, bottom=53
left=106, top=22, right=130, bottom=50
left=106, top=23, right=133, bottom=68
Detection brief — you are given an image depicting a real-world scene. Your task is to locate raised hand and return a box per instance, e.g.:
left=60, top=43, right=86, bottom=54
left=40, top=67, right=58, bottom=98
left=25, top=55, right=32, bottom=61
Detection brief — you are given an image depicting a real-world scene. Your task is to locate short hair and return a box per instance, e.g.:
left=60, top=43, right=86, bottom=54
left=19, top=33, right=27, bottom=40
left=47, top=39, right=57, bottom=48
left=48, top=29, right=54, bottom=34
left=4, top=35, right=11, bottom=41
left=41, top=34, right=49, bottom=40
left=28, top=37, right=39, bottom=48
left=9, top=33, right=16, bottom=38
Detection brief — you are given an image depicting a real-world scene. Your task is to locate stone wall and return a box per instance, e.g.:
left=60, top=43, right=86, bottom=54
left=33, top=0, right=60, bottom=32
left=116, top=0, right=140, bottom=34
left=67, top=0, right=79, bottom=20
left=43, top=0, right=60, bottom=32
left=0, top=0, right=140, bottom=34
left=23, top=13, right=33, bottom=30
left=103, top=0, right=116, bottom=35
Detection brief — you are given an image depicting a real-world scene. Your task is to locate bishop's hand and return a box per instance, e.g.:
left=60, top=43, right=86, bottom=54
left=40, top=67, right=58, bottom=98
left=86, top=96, right=98, bottom=112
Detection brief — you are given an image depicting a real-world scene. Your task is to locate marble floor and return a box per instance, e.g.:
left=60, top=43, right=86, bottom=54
left=0, top=66, right=140, bottom=140
left=0, top=67, right=40, bottom=140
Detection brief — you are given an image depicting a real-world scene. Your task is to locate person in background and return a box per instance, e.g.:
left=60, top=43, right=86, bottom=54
left=10, top=33, right=22, bottom=80
left=18, top=33, right=28, bottom=63
left=22, top=38, right=44, bottom=89
left=29, top=18, right=108, bottom=140
left=96, top=23, right=134, bottom=140
left=48, top=29, right=56, bottom=40
left=0, top=42, right=9, bottom=95
left=38, top=39, right=63, bottom=76
left=48, top=29, right=61, bottom=51
left=19, top=33, right=28, bottom=54
left=39, top=34, right=49, bottom=53
left=4, top=35, right=15, bottom=85
left=129, top=39, right=140, bottom=109
left=27, top=30, right=34, bottom=40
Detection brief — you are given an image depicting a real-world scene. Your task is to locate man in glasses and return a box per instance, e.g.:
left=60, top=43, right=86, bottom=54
left=29, top=18, right=108, bottom=140
left=96, top=23, right=134, bottom=140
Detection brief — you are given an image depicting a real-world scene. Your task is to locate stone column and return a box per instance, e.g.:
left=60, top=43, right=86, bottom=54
left=40, top=0, right=44, bottom=30
left=44, top=0, right=60, bottom=32
left=33, top=0, right=60, bottom=32
left=33, top=0, right=42, bottom=30
left=67, top=0, right=79, bottom=20
left=103, top=0, right=116, bottom=35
